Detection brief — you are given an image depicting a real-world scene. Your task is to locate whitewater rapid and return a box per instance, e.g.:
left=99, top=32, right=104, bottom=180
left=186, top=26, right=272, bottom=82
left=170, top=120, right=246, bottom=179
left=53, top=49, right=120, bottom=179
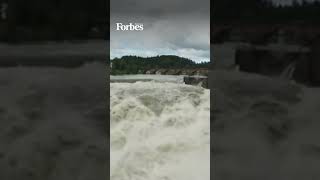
left=212, top=70, right=320, bottom=179
left=0, top=63, right=108, bottom=179
left=110, top=81, right=210, bottom=180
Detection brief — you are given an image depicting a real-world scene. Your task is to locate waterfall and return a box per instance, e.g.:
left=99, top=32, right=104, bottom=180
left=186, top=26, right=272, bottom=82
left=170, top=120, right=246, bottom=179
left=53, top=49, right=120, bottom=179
left=280, top=61, right=296, bottom=80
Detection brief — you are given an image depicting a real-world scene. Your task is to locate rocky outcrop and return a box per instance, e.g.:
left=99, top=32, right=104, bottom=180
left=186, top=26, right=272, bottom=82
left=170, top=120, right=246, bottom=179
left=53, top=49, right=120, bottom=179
left=235, top=46, right=320, bottom=86
left=184, top=76, right=208, bottom=88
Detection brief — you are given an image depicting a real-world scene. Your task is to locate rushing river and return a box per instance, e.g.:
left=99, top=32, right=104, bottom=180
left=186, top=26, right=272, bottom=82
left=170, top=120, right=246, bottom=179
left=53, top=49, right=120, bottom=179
left=110, top=79, right=210, bottom=180
left=0, top=65, right=209, bottom=180
left=110, top=75, right=185, bottom=83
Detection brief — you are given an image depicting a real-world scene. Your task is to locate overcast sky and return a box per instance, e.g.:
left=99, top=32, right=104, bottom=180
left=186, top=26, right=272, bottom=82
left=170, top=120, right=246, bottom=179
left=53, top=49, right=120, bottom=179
left=110, top=0, right=210, bottom=63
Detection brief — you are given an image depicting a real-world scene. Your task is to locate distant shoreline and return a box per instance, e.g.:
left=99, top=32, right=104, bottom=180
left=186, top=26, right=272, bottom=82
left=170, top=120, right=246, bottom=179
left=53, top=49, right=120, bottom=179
left=0, top=40, right=109, bottom=67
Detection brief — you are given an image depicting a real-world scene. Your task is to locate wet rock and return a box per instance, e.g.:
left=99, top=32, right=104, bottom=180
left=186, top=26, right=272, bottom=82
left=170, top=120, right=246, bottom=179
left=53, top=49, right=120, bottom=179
left=184, top=76, right=208, bottom=88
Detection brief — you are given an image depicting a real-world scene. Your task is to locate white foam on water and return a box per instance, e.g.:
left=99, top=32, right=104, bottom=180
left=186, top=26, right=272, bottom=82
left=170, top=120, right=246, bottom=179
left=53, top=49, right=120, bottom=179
left=212, top=70, right=320, bottom=179
left=0, top=63, right=108, bottom=179
left=110, top=75, right=185, bottom=83
left=110, top=82, right=210, bottom=180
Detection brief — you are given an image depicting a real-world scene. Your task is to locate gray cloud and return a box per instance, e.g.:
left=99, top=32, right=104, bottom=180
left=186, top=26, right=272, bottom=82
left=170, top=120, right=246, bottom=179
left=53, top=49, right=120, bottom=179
left=111, top=0, right=209, bottom=17
left=110, top=0, right=210, bottom=63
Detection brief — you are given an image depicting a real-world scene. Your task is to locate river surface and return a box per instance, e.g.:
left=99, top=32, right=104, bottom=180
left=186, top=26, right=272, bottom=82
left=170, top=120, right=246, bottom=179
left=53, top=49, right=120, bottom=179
left=0, top=63, right=108, bottom=179
left=110, top=74, right=185, bottom=83
left=110, top=77, right=210, bottom=180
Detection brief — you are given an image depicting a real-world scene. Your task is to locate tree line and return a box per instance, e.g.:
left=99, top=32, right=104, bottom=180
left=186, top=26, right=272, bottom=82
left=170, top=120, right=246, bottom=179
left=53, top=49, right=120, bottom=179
left=111, top=55, right=209, bottom=75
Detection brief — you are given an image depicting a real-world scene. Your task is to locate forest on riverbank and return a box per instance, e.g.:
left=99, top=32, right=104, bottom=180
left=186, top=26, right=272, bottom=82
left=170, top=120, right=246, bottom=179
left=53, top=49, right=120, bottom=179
left=110, top=55, right=209, bottom=75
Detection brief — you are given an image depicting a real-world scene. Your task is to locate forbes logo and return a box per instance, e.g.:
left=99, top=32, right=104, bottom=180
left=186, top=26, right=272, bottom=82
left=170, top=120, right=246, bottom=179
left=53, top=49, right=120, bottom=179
left=116, top=23, right=144, bottom=31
